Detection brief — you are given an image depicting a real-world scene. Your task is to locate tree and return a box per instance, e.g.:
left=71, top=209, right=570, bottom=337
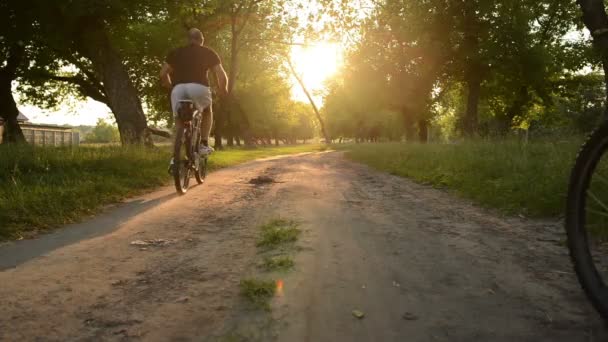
left=286, top=56, right=330, bottom=143
left=85, top=119, right=120, bottom=143
left=0, top=2, right=34, bottom=143
left=13, top=0, right=195, bottom=145
left=577, top=0, right=608, bottom=116
left=319, top=0, right=589, bottom=140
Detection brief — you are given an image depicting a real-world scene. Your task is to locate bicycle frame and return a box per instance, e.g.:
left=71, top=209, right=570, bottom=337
left=176, top=100, right=202, bottom=162
left=171, top=100, right=208, bottom=195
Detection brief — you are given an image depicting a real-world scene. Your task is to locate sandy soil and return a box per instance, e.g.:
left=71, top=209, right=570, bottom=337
left=0, top=152, right=605, bottom=341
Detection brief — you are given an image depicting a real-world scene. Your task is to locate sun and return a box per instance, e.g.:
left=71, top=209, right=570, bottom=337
left=290, top=42, right=343, bottom=103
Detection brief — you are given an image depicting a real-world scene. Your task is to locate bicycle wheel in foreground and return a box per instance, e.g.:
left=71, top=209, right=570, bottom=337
left=567, top=121, right=608, bottom=320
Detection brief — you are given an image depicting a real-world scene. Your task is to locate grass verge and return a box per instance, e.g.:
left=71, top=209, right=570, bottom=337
left=335, top=140, right=581, bottom=217
left=260, top=255, right=295, bottom=272
left=239, top=278, right=277, bottom=310
left=0, top=144, right=322, bottom=240
left=256, top=219, right=301, bottom=249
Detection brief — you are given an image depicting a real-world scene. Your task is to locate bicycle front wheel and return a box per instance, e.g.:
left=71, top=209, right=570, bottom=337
left=566, top=121, right=608, bottom=319
left=195, top=156, right=208, bottom=184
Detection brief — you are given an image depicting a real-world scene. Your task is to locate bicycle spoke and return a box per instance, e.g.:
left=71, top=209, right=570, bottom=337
left=587, top=190, right=608, bottom=214
left=587, top=207, right=608, bottom=220
left=593, top=173, right=608, bottom=188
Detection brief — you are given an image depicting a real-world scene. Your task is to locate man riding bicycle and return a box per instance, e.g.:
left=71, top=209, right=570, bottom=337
left=160, top=28, right=228, bottom=155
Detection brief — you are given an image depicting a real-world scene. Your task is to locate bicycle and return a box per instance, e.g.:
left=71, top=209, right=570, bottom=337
left=170, top=100, right=209, bottom=195
left=566, top=120, right=608, bottom=320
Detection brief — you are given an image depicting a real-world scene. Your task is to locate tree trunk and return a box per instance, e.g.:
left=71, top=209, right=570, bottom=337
left=235, top=136, right=241, bottom=146
left=274, top=138, right=279, bottom=146
left=0, top=44, right=26, bottom=144
left=418, top=119, right=429, bottom=143
left=214, top=114, right=224, bottom=150
left=461, top=0, right=483, bottom=137
left=578, top=0, right=608, bottom=116
left=464, top=69, right=481, bottom=136
left=402, top=107, right=416, bottom=142
left=603, top=60, right=608, bottom=119
left=227, top=134, right=234, bottom=147
left=285, top=56, right=330, bottom=143
left=78, top=24, right=147, bottom=145
left=0, top=77, right=26, bottom=143
left=218, top=11, right=254, bottom=147
left=501, top=86, right=530, bottom=134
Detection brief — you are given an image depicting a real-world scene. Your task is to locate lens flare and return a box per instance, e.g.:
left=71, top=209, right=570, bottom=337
left=276, top=279, right=284, bottom=297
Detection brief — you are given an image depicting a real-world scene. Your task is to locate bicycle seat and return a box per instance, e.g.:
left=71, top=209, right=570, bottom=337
left=177, top=100, right=195, bottom=121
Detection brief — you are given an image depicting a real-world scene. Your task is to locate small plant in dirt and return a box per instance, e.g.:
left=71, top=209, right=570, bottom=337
left=239, top=278, right=276, bottom=310
left=261, top=256, right=295, bottom=271
left=256, top=219, right=301, bottom=249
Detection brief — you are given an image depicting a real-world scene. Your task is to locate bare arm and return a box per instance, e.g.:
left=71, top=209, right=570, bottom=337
left=160, top=62, right=173, bottom=89
left=212, top=64, right=229, bottom=97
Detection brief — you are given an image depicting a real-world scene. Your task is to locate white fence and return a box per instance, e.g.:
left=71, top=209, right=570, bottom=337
left=21, top=127, right=80, bottom=146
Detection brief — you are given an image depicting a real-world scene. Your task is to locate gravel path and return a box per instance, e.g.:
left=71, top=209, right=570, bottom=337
left=0, top=152, right=604, bottom=341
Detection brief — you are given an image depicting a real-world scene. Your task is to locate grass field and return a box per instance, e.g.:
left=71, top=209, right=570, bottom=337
left=0, top=144, right=322, bottom=240
left=337, top=140, right=582, bottom=218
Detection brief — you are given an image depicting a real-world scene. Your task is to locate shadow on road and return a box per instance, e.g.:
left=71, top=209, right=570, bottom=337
left=0, top=189, right=179, bottom=270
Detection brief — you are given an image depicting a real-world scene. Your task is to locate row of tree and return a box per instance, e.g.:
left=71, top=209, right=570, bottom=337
left=0, top=0, right=317, bottom=146
left=321, top=0, right=608, bottom=142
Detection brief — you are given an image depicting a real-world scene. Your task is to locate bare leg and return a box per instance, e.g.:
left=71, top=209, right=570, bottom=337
left=200, top=106, right=213, bottom=145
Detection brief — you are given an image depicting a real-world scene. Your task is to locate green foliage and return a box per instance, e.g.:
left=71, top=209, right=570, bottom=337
left=322, top=0, right=598, bottom=141
left=338, top=141, right=581, bottom=217
left=85, top=119, right=120, bottom=143
left=5, top=0, right=604, bottom=144
left=0, top=144, right=323, bottom=240
left=256, top=219, right=301, bottom=249
left=239, top=278, right=276, bottom=309
left=261, top=256, right=294, bottom=271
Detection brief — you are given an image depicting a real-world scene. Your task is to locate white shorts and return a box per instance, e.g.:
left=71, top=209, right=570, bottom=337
left=171, top=83, right=212, bottom=116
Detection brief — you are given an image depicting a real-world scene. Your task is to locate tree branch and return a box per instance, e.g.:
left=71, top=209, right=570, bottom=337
left=1, top=43, right=25, bottom=79
left=285, top=55, right=330, bottom=142
left=43, top=74, right=109, bottom=104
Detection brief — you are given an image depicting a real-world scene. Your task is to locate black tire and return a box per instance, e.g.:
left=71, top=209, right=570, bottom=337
left=173, top=127, right=191, bottom=195
left=195, top=156, right=208, bottom=184
left=190, top=114, right=206, bottom=185
left=566, top=121, right=608, bottom=320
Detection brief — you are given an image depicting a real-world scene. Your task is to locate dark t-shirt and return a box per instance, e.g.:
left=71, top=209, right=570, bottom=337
left=165, top=45, right=221, bottom=87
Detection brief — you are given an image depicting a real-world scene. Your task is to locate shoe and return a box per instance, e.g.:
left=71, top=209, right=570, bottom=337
left=199, top=145, right=214, bottom=156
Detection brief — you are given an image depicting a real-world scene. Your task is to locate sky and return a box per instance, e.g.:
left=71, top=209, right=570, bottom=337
left=289, top=42, right=344, bottom=104
left=20, top=99, right=113, bottom=126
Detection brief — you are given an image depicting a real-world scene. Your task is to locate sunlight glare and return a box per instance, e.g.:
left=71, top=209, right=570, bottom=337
left=290, top=42, right=343, bottom=102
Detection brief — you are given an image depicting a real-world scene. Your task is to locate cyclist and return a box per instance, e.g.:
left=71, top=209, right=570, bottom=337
left=160, top=28, right=228, bottom=155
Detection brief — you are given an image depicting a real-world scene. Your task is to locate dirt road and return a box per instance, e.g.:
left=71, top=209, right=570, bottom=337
left=0, top=152, right=605, bottom=341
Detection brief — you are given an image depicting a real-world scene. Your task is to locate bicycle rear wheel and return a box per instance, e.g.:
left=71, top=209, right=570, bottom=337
left=566, top=121, right=608, bottom=319
left=173, top=127, right=191, bottom=195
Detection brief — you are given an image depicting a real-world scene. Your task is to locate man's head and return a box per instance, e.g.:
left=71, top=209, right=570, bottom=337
left=188, top=28, right=204, bottom=46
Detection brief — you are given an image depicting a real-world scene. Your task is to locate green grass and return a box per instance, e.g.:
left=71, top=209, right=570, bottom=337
left=239, top=278, right=276, bottom=309
left=0, top=144, right=322, bottom=240
left=260, top=255, right=295, bottom=271
left=256, top=219, right=301, bottom=249
left=336, top=140, right=582, bottom=217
